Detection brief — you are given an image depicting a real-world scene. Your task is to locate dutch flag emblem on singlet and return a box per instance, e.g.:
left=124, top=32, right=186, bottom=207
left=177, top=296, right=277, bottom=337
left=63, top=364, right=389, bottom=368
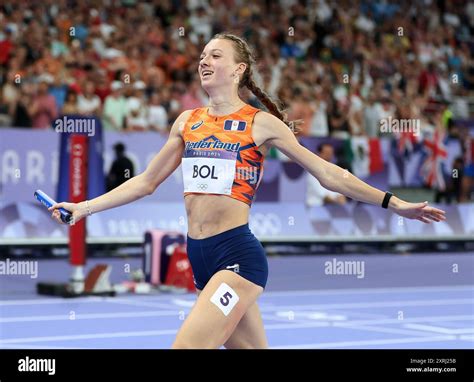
left=224, top=119, right=247, bottom=131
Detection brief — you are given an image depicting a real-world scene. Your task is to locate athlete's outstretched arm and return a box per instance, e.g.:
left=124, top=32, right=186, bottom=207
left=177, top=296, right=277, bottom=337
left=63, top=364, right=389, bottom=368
left=49, top=110, right=191, bottom=224
left=254, top=112, right=445, bottom=223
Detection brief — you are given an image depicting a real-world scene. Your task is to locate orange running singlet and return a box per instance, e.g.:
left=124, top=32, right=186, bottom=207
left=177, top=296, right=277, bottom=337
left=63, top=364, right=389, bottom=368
left=182, top=104, right=264, bottom=205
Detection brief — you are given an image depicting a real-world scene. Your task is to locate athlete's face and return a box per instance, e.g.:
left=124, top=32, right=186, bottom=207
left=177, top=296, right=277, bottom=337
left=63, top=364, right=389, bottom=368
left=199, top=39, right=246, bottom=90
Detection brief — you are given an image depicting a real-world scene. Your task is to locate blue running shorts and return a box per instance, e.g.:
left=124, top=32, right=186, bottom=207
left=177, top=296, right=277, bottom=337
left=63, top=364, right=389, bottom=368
left=186, top=223, right=268, bottom=290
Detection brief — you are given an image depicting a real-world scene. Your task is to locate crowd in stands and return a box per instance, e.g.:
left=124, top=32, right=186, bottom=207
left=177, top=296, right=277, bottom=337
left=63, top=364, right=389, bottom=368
left=1, top=0, right=473, bottom=202
left=0, top=0, right=472, bottom=136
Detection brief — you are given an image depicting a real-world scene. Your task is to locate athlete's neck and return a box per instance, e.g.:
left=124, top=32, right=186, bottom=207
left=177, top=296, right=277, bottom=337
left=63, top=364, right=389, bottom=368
left=206, top=90, right=246, bottom=116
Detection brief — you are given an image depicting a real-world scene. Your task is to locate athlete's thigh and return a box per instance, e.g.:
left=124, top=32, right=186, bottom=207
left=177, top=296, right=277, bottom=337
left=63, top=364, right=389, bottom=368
left=172, top=270, right=263, bottom=349
left=194, top=289, right=267, bottom=349
left=224, top=301, right=267, bottom=349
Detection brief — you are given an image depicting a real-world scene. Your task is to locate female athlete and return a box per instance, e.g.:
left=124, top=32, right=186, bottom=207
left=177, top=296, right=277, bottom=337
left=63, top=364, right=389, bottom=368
left=49, top=33, right=446, bottom=349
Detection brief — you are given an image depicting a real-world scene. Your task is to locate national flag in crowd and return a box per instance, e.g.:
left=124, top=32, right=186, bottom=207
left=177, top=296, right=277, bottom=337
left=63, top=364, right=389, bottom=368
left=396, top=130, right=421, bottom=155
left=420, top=129, right=448, bottom=191
left=344, top=137, right=384, bottom=178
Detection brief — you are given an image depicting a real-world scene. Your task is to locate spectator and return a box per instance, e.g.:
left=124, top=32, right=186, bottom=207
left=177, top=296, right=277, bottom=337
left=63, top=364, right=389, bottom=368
left=49, top=74, right=69, bottom=112
left=62, top=89, right=79, bottom=115
left=179, top=79, right=206, bottom=112
left=148, top=91, right=169, bottom=134
left=309, top=87, right=329, bottom=137
left=418, top=62, right=439, bottom=96
left=377, top=94, right=397, bottom=137
left=329, top=100, right=351, bottom=139
left=125, top=81, right=148, bottom=131
left=0, top=89, right=12, bottom=126
left=106, top=142, right=135, bottom=191
left=102, top=81, right=126, bottom=131
left=0, top=28, right=14, bottom=66
left=2, top=72, right=20, bottom=107
left=9, top=87, right=33, bottom=128
left=306, top=143, right=347, bottom=207
left=288, top=86, right=314, bottom=137
left=363, top=93, right=381, bottom=137
left=77, top=81, right=101, bottom=116
left=30, top=78, right=58, bottom=129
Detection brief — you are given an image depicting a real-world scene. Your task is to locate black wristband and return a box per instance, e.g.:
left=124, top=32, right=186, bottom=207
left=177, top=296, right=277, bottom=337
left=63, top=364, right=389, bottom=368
left=382, top=192, right=393, bottom=209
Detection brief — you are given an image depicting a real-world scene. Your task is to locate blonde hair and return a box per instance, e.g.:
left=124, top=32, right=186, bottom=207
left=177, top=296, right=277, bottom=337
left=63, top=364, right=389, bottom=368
left=213, top=33, right=302, bottom=134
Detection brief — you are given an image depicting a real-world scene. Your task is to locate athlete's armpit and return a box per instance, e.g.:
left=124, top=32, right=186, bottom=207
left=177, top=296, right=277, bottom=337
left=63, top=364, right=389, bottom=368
left=141, top=110, right=192, bottom=194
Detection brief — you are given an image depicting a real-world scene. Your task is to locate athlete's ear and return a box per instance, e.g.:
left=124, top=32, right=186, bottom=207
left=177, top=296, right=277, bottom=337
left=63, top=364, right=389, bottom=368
left=234, top=62, right=247, bottom=76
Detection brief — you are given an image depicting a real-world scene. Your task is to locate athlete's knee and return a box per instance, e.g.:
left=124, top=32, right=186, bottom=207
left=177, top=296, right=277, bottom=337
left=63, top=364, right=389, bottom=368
left=224, top=338, right=267, bottom=349
left=171, top=339, right=195, bottom=349
left=172, top=337, right=213, bottom=349
left=172, top=327, right=230, bottom=349
left=224, top=330, right=268, bottom=349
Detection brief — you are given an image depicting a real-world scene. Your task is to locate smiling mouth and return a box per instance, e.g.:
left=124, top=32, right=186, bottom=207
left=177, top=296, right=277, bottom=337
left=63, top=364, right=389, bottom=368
left=201, top=70, right=214, bottom=78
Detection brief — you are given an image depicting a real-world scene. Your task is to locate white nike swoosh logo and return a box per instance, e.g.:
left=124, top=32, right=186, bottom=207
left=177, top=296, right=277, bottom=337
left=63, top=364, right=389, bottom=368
left=226, top=264, right=240, bottom=272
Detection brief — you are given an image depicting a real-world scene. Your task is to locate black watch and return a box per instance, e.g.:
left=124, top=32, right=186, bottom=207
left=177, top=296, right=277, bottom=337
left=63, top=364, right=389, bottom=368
left=382, top=192, right=393, bottom=209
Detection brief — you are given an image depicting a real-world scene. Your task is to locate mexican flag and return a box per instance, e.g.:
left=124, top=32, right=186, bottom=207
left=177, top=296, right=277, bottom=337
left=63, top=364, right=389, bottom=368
left=343, top=137, right=384, bottom=178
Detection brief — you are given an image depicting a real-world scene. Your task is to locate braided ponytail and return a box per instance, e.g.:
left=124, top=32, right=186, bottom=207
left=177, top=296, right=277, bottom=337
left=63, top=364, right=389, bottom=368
left=213, top=33, right=302, bottom=134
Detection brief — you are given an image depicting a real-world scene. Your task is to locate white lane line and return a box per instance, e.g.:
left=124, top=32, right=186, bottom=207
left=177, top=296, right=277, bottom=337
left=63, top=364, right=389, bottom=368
left=263, top=285, right=474, bottom=297
left=0, top=310, right=182, bottom=323
left=0, top=317, right=469, bottom=345
left=271, top=335, right=457, bottom=349
left=1, top=285, right=471, bottom=306
left=259, top=298, right=474, bottom=311
left=261, top=315, right=474, bottom=331
left=171, top=299, right=196, bottom=308
left=333, top=315, right=474, bottom=326
left=265, top=322, right=331, bottom=330
left=0, top=297, right=107, bottom=306
left=0, top=343, right=87, bottom=349
left=0, top=295, right=192, bottom=307
left=107, top=298, right=181, bottom=310
left=338, top=325, right=437, bottom=337
left=0, top=329, right=178, bottom=344
left=260, top=314, right=314, bottom=323
left=403, top=324, right=474, bottom=335
left=0, top=322, right=341, bottom=344
left=2, top=297, right=469, bottom=312
left=260, top=315, right=474, bottom=333
left=325, top=310, right=388, bottom=319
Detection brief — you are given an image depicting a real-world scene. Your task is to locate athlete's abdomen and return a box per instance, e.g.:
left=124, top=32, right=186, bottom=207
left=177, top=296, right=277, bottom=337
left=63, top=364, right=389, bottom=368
left=184, top=193, right=250, bottom=239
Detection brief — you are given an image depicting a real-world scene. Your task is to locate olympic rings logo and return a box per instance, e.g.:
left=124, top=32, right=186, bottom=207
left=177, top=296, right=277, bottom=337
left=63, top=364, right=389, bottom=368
left=249, top=213, right=282, bottom=236
left=197, top=183, right=208, bottom=191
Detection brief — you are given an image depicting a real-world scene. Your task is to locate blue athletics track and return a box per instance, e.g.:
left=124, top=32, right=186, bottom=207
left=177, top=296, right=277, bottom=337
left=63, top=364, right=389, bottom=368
left=0, top=253, right=472, bottom=350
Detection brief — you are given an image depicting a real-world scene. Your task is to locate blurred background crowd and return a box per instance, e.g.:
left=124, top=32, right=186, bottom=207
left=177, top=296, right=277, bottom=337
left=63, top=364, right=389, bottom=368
left=0, top=0, right=473, bottom=204
left=0, top=0, right=473, bottom=134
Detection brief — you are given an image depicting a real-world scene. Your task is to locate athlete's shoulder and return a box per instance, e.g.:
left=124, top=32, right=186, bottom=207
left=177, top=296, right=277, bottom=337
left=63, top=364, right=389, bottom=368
left=174, top=109, right=198, bottom=127
left=242, top=103, right=260, bottom=112
left=236, top=103, right=259, bottom=118
left=178, top=109, right=197, bottom=121
left=253, top=110, right=292, bottom=144
left=170, top=110, right=195, bottom=137
left=253, top=110, right=287, bottom=132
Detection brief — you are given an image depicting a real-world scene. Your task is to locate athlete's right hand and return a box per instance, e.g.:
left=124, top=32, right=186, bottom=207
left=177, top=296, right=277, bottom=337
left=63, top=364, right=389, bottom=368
left=48, top=202, right=86, bottom=225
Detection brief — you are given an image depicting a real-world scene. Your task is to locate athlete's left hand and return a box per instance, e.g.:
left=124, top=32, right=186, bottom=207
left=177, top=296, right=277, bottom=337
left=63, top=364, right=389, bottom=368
left=390, top=199, right=446, bottom=223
